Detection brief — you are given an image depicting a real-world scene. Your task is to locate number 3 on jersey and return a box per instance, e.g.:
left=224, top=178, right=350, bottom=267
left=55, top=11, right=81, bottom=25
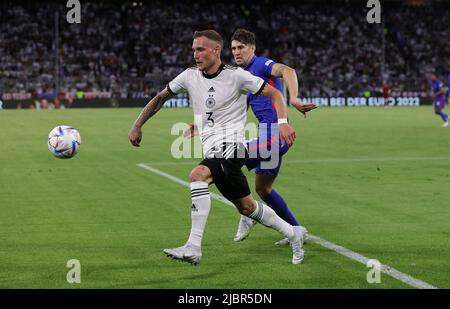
left=206, top=112, right=214, bottom=127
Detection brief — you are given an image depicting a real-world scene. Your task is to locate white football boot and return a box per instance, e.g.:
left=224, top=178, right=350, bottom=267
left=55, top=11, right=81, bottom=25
left=275, top=226, right=309, bottom=246
left=163, top=243, right=202, bottom=265
left=443, top=120, right=449, bottom=127
left=233, top=215, right=257, bottom=241
left=289, top=226, right=305, bottom=264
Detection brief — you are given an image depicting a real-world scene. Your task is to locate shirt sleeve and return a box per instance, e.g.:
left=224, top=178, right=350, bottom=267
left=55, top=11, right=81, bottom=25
left=262, top=58, right=276, bottom=78
left=168, top=69, right=189, bottom=95
left=236, top=67, right=266, bottom=95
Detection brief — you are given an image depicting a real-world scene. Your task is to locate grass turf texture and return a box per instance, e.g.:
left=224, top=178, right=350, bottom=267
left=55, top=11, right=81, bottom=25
left=0, top=106, right=449, bottom=288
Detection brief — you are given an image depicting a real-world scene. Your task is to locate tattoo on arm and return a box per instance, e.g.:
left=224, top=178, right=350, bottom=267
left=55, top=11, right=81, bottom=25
left=135, top=89, right=173, bottom=127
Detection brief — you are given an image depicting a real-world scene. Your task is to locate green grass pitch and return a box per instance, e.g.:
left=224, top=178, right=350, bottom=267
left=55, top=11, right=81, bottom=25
left=0, top=106, right=449, bottom=288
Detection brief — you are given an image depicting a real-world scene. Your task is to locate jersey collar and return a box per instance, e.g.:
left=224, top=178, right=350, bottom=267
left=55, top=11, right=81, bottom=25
left=202, top=63, right=225, bottom=79
left=244, top=55, right=257, bottom=70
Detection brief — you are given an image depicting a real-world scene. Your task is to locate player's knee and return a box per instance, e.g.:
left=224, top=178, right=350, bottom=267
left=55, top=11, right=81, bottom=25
left=239, top=203, right=255, bottom=216
left=233, top=197, right=256, bottom=216
left=189, top=166, right=210, bottom=182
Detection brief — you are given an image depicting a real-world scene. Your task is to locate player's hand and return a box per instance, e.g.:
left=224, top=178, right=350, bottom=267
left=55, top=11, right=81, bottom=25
left=129, top=125, right=142, bottom=147
left=183, top=124, right=199, bottom=139
left=279, top=123, right=296, bottom=146
left=290, top=99, right=317, bottom=118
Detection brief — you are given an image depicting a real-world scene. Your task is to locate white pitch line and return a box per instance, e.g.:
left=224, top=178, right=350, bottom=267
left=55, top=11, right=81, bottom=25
left=141, top=156, right=450, bottom=166
left=308, top=236, right=437, bottom=289
left=137, top=163, right=438, bottom=289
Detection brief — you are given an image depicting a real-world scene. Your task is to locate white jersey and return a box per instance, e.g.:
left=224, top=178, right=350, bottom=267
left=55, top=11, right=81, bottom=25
left=168, top=64, right=265, bottom=157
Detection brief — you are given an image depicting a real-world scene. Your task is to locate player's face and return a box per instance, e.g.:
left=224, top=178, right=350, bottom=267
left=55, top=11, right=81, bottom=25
left=192, top=37, right=220, bottom=72
left=231, top=40, right=255, bottom=67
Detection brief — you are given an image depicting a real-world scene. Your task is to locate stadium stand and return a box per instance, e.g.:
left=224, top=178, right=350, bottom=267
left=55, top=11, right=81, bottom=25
left=0, top=0, right=449, bottom=103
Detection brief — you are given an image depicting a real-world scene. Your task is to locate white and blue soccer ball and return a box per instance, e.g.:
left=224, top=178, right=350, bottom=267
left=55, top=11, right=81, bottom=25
left=47, top=125, right=82, bottom=159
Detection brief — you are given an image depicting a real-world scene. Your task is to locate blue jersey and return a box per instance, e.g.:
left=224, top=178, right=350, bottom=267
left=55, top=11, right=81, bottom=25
left=429, top=79, right=445, bottom=100
left=245, top=56, right=283, bottom=124
left=243, top=55, right=289, bottom=177
left=448, top=74, right=450, bottom=95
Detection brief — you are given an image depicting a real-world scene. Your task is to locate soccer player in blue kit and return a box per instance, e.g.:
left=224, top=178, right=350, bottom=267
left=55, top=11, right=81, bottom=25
left=230, top=29, right=316, bottom=245
left=428, top=73, right=448, bottom=127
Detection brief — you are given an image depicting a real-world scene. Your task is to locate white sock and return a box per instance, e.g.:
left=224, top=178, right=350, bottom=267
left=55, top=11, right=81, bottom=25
left=248, top=201, right=294, bottom=240
left=187, top=181, right=211, bottom=247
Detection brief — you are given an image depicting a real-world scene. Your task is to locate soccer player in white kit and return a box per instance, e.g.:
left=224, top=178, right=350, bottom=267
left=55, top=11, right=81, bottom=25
left=129, top=30, right=304, bottom=265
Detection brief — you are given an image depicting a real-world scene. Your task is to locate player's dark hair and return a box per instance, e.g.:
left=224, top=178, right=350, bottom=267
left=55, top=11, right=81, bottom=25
left=193, top=30, right=224, bottom=48
left=231, top=28, right=256, bottom=46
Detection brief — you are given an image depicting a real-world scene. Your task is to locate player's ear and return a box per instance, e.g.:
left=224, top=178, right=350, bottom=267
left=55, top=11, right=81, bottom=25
left=214, top=44, right=221, bottom=56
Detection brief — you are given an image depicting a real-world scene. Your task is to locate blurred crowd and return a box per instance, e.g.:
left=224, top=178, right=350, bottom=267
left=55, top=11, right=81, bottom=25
left=0, top=0, right=449, bottom=103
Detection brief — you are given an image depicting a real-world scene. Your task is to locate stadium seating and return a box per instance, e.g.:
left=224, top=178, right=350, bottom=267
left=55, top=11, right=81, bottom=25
left=0, top=1, right=448, bottom=100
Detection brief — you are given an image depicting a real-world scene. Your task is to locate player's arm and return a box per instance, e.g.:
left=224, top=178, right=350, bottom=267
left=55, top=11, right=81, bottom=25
left=436, top=86, right=445, bottom=97
left=129, top=87, right=174, bottom=147
left=429, top=84, right=436, bottom=100
left=259, top=84, right=296, bottom=146
left=432, top=87, right=445, bottom=101
left=270, top=63, right=317, bottom=117
left=448, top=76, right=450, bottom=99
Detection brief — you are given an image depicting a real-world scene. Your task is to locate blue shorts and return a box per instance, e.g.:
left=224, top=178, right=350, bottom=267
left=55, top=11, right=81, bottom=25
left=244, top=124, right=290, bottom=177
left=434, top=95, right=446, bottom=110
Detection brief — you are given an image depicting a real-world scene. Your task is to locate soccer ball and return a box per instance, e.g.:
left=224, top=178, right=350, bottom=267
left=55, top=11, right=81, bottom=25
left=47, top=125, right=82, bottom=159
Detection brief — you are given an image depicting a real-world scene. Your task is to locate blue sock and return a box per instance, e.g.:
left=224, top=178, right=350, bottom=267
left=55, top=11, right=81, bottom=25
left=260, top=189, right=299, bottom=226
left=436, top=111, right=448, bottom=122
